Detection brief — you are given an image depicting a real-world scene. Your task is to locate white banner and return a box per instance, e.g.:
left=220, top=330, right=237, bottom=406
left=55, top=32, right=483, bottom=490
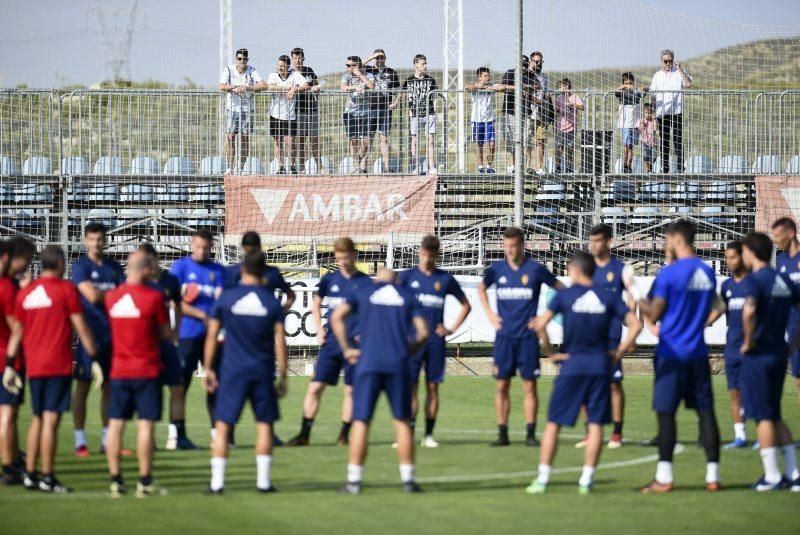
left=283, top=276, right=730, bottom=347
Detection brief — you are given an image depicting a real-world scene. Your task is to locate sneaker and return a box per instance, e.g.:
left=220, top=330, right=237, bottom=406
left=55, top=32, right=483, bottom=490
left=525, top=480, right=546, bottom=495
left=290, top=165, right=298, bottom=175
left=338, top=482, right=362, bottom=495
left=257, top=485, right=277, bottom=493
left=109, top=480, right=126, bottom=498
left=403, top=481, right=422, bottom=493
left=525, top=436, right=540, bottom=447
left=176, top=437, right=198, bottom=450
left=225, top=168, right=232, bottom=175
left=705, top=481, right=721, bottom=492
left=273, top=434, right=283, bottom=447
left=205, top=486, right=224, bottom=495
left=391, top=442, right=399, bottom=449
left=39, top=475, right=72, bottom=493
left=640, top=480, right=674, bottom=494
left=789, top=478, right=800, bottom=492
left=427, top=167, right=438, bottom=175
left=525, top=167, right=536, bottom=175
left=23, top=471, right=38, bottom=490
left=578, top=483, right=592, bottom=495
left=136, top=481, right=168, bottom=498
left=477, top=167, right=485, bottom=174
left=2, top=469, right=22, bottom=485
left=750, top=476, right=783, bottom=492
left=752, top=440, right=761, bottom=451
left=506, top=165, right=515, bottom=174
left=607, top=433, right=623, bottom=449
left=535, top=168, right=546, bottom=175
left=277, top=167, right=286, bottom=175
left=164, top=437, right=177, bottom=451
left=490, top=436, right=510, bottom=447
left=723, top=438, right=748, bottom=449
left=420, top=435, right=439, bottom=448
left=575, top=437, right=588, bottom=449
left=286, top=435, right=309, bottom=447
left=75, top=444, right=90, bottom=458
left=409, top=167, right=419, bottom=175
left=485, top=167, right=496, bottom=174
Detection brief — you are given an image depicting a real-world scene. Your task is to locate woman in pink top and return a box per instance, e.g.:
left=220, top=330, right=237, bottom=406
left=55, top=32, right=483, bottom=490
left=554, top=78, right=584, bottom=174
left=637, top=103, right=658, bottom=173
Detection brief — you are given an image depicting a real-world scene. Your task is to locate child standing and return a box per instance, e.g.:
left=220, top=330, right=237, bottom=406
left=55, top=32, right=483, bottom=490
left=637, top=103, right=657, bottom=173
left=615, top=72, right=647, bottom=173
left=466, top=67, right=503, bottom=173
left=554, top=78, right=583, bottom=174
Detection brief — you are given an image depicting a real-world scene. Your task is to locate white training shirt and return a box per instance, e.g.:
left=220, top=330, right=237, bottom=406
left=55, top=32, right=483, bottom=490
left=470, top=90, right=496, bottom=123
left=649, top=68, right=692, bottom=117
left=220, top=64, right=263, bottom=112
left=267, top=71, right=308, bottom=120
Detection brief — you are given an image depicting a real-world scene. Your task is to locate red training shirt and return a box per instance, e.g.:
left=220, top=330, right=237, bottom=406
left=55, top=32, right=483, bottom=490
left=0, top=276, right=23, bottom=372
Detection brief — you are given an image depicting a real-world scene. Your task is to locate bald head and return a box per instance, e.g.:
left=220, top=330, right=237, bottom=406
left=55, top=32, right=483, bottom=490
left=375, top=267, right=397, bottom=283
left=126, top=250, right=150, bottom=283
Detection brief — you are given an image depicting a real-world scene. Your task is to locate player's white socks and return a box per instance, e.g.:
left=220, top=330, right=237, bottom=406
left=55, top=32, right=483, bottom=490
left=101, top=427, right=108, bottom=449
left=167, top=424, right=178, bottom=440
left=759, top=447, right=782, bottom=484
left=347, top=464, right=363, bottom=484
left=74, top=429, right=87, bottom=448
left=705, top=462, right=719, bottom=484
left=782, top=444, right=799, bottom=481
left=655, top=461, right=673, bottom=484
left=733, top=423, right=746, bottom=442
left=399, top=464, right=415, bottom=483
left=536, top=464, right=551, bottom=485
left=578, top=465, right=595, bottom=487
left=210, top=457, right=227, bottom=491
left=256, top=455, right=272, bottom=490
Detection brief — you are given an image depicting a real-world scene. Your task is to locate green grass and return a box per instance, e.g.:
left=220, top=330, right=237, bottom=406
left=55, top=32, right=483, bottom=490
left=1, top=376, right=798, bottom=534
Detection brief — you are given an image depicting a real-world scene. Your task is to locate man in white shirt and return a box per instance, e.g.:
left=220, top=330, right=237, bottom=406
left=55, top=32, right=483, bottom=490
left=649, top=49, right=693, bottom=174
left=267, top=55, right=309, bottom=175
left=218, top=48, right=266, bottom=174
left=290, top=48, right=322, bottom=174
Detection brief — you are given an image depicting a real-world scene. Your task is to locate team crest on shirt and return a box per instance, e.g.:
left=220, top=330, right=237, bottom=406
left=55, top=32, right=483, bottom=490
left=261, top=276, right=270, bottom=286
left=521, top=274, right=529, bottom=286
left=434, top=281, right=441, bottom=292
left=606, top=272, right=614, bottom=282
left=410, top=280, right=421, bottom=289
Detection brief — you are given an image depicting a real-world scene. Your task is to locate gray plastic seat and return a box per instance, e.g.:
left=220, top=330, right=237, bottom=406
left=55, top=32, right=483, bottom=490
left=187, top=208, right=223, bottom=227
left=94, top=156, right=125, bottom=175
left=373, top=157, right=400, bottom=174
left=14, top=184, right=53, bottom=203
left=640, top=182, right=670, bottom=201
left=189, top=185, right=224, bottom=203
left=199, top=156, right=226, bottom=175
left=242, top=157, right=264, bottom=175
left=120, top=184, right=155, bottom=202
left=674, top=182, right=700, bottom=201
left=604, top=181, right=636, bottom=202
left=130, top=157, right=160, bottom=175
left=602, top=207, right=627, bottom=224
left=786, top=155, right=800, bottom=174
left=87, top=208, right=117, bottom=227
left=752, top=155, right=780, bottom=174
left=88, top=184, right=120, bottom=202
left=164, top=157, right=194, bottom=175
left=707, top=181, right=736, bottom=201
left=61, top=157, right=90, bottom=175
left=22, top=157, right=52, bottom=175
left=536, top=183, right=567, bottom=201
left=160, top=184, right=190, bottom=202
left=684, top=156, right=712, bottom=174
left=0, top=157, right=20, bottom=176
left=718, top=155, right=747, bottom=174
left=701, top=206, right=736, bottom=224
left=0, top=185, right=12, bottom=203
left=630, top=206, right=660, bottom=225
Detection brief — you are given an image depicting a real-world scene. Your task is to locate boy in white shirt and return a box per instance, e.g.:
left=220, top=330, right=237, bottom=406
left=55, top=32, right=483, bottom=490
left=614, top=72, right=648, bottom=173
left=466, top=67, right=503, bottom=174
left=266, top=54, right=309, bottom=174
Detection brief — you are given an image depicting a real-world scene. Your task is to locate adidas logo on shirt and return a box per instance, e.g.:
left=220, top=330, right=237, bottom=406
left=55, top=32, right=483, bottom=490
left=571, top=291, right=607, bottom=314
left=410, top=280, right=421, bottom=288
left=369, top=285, right=405, bottom=307
left=231, top=292, right=268, bottom=317
left=687, top=268, right=713, bottom=291
left=22, top=285, right=53, bottom=309
left=780, top=266, right=787, bottom=273
left=109, top=294, right=142, bottom=318
left=330, top=284, right=340, bottom=293
left=771, top=276, right=792, bottom=298
left=498, top=276, right=508, bottom=284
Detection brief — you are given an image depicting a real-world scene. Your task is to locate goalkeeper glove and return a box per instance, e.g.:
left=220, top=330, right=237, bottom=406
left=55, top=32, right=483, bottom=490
left=2, top=366, right=22, bottom=395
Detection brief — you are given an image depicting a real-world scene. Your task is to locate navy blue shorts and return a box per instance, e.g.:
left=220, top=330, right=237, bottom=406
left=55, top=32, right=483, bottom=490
left=409, top=340, right=446, bottom=384
left=741, top=354, right=787, bottom=422
left=29, top=376, right=72, bottom=416
left=352, top=371, right=411, bottom=422
left=312, top=342, right=354, bottom=386
left=178, top=336, right=205, bottom=389
left=344, top=112, right=370, bottom=140
left=790, top=347, right=800, bottom=378
left=160, top=342, right=183, bottom=387
left=493, top=335, right=540, bottom=380
left=724, top=349, right=743, bottom=391
left=369, top=109, right=392, bottom=135
left=215, top=371, right=279, bottom=425
left=610, top=360, right=624, bottom=384
left=109, top=378, right=163, bottom=421
left=74, top=338, right=111, bottom=381
left=653, top=357, right=714, bottom=413
left=0, top=377, right=24, bottom=406
left=548, top=375, right=611, bottom=426
left=472, top=121, right=496, bottom=144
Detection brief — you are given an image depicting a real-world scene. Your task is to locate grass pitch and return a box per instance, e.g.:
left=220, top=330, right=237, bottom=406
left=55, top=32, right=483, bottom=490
left=1, top=375, right=798, bottom=534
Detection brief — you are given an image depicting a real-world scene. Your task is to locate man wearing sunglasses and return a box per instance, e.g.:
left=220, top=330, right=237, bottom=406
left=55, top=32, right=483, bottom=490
left=219, top=48, right=266, bottom=175
left=649, top=49, right=693, bottom=174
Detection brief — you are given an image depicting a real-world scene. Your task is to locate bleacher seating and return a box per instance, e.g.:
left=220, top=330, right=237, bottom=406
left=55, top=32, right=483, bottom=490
left=200, top=156, right=226, bottom=175
left=640, top=182, right=670, bottom=201
left=601, top=207, right=627, bottom=224
left=0, top=157, right=20, bottom=176
left=604, top=181, right=636, bottom=202
left=164, top=157, right=194, bottom=175
left=752, top=155, right=780, bottom=174
left=685, top=156, right=712, bottom=174
left=94, top=157, right=125, bottom=175
left=675, top=182, right=701, bottom=201
left=189, top=185, right=224, bottom=203
left=87, top=208, right=117, bottom=227
left=630, top=206, right=660, bottom=224
left=120, top=184, right=155, bottom=202
left=61, top=157, right=89, bottom=175
left=652, top=156, right=680, bottom=174
left=162, top=184, right=190, bottom=202
left=130, top=157, right=160, bottom=175
left=338, top=157, right=356, bottom=175
left=718, top=155, right=747, bottom=174
left=242, top=157, right=264, bottom=175
left=23, top=157, right=52, bottom=175
left=373, top=157, right=400, bottom=175
left=613, top=157, right=643, bottom=174
left=14, top=184, right=53, bottom=203
left=707, top=181, right=736, bottom=200
left=785, top=155, right=800, bottom=174
left=88, top=184, right=120, bottom=202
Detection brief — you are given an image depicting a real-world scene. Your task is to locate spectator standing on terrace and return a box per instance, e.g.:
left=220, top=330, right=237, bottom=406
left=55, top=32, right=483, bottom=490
left=267, top=55, right=309, bottom=175
left=341, top=56, right=376, bottom=174
left=637, top=103, right=658, bottom=173
left=615, top=72, right=648, bottom=173
left=289, top=48, right=322, bottom=174
left=554, top=78, right=583, bottom=174
left=466, top=67, right=503, bottom=174
left=499, top=55, right=534, bottom=174
left=649, top=49, right=692, bottom=173
left=364, top=49, right=401, bottom=173
left=402, top=54, right=439, bottom=175
left=528, top=51, right=552, bottom=175
left=219, top=48, right=266, bottom=175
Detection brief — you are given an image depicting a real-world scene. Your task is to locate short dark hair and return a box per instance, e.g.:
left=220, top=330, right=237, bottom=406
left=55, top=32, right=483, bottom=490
left=743, top=232, right=773, bottom=262
left=235, top=48, right=248, bottom=58
left=621, top=71, right=634, bottom=83
left=725, top=240, right=742, bottom=255
left=138, top=242, right=158, bottom=258
left=476, top=66, right=490, bottom=76
left=291, top=47, right=304, bottom=57
left=192, top=229, right=214, bottom=243
left=40, top=245, right=64, bottom=271
left=558, top=77, right=571, bottom=89
left=530, top=51, right=543, bottom=60
left=642, top=102, right=652, bottom=110
left=278, top=54, right=291, bottom=65
left=8, top=236, right=35, bottom=260
left=374, top=48, right=386, bottom=55
left=503, top=226, right=525, bottom=242
left=771, top=217, right=797, bottom=234
left=242, top=251, right=266, bottom=277
left=665, top=219, right=696, bottom=246
left=241, top=231, right=261, bottom=249
left=589, top=223, right=613, bottom=240
left=84, top=222, right=107, bottom=236
left=569, top=250, right=596, bottom=278
left=347, top=55, right=362, bottom=67
left=413, top=53, right=427, bottom=64
left=420, top=235, right=440, bottom=253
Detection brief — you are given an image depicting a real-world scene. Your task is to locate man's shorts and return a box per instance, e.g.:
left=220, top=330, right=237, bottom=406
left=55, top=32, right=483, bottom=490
left=270, top=117, right=297, bottom=138
left=790, top=346, right=800, bottom=378
left=226, top=110, right=253, bottom=134
left=621, top=127, right=639, bottom=147
left=472, top=121, right=496, bottom=144
left=178, top=336, right=205, bottom=389
left=493, top=335, right=540, bottom=380
left=653, top=357, right=714, bottom=413
left=352, top=370, right=411, bottom=422
left=724, top=348, right=743, bottom=391
left=295, top=110, right=320, bottom=137
left=369, top=109, right=393, bottom=135
left=555, top=129, right=575, bottom=147
left=548, top=375, right=611, bottom=426
left=29, top=376, right=72, bottom=416
left=0, top=377, right=24, bottom=406
left=503, top=113, right=531, bottom=153
left=741, top=354, right=787, bottom=422
left=74, top=337, right=111, bottom=382
left=312, top=342, right=355, bottom=387
left=410, top=115, right=437, bottom=136
left=344, top=112, right=370, bottom=139
left=610, top=360, right=624, bottom=384
left=642, top=144, right=656, bottom=163
left=409, top=340, right=446, bottom=384
left=215, top=371, right=279, bottom=425
left=109, top=378, right=162, bottom=421
left=160, top=341, right=183, bottom=387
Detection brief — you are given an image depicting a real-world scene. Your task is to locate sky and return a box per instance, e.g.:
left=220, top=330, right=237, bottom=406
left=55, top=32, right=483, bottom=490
left=0, top=0, right=798, bottom=87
